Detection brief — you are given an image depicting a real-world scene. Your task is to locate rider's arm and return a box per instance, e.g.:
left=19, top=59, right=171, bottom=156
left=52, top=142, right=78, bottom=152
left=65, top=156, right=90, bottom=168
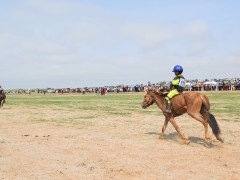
left=172, top=77, right=180, bottom=89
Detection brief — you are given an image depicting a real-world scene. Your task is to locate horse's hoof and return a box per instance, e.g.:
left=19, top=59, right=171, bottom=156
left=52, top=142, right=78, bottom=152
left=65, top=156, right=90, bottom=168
left=205, top=137, right=212, bottom=143
left=217, top=136, right=224, bottom=143
left=206, top=139, right=213, bottom=145
left=184, top=140, right=190, bottom=145
left=159, top=134, right=164, bottom=139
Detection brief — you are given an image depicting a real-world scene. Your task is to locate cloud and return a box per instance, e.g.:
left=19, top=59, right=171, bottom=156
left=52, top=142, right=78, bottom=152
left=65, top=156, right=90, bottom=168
left=0, top=27, right=23, bottom=48
left=188, top=39, right=212, bottom=54
left=0, top=1, right=239, bottom=89
left=121, top=20, right=212, bottom=55
left=23, top=41, right=70, bottom=56
left=184, top=20, right=209, bottom=37
left=181, top=20, right=212, bottom=54
left=24, top=0, right=76, bottom=15
left=69, top=23, right=106, bottom=43
left=122, top=23, right=176, bottom=49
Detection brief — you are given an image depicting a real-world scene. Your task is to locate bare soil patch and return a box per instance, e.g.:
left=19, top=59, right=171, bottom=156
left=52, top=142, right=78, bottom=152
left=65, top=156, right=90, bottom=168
left=1, top=105, right=240, bottom=179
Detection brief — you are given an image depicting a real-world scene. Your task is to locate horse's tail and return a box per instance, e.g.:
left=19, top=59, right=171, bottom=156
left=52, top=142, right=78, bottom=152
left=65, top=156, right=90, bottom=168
left=200, top=94, right=223, bottom=143
left=200, top=94, right=210, bottom=111
left=208, top=113, right=221, bottom=136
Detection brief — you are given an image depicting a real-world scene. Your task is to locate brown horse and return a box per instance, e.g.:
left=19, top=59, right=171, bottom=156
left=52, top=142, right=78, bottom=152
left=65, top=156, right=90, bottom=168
left=141, top=89, right=224, bottom=143
left=0, top=93, right=6, bottom=108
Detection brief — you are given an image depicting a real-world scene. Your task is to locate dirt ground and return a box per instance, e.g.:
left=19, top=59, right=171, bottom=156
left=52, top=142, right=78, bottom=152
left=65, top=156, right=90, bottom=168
left=1, top=106, right=240, bottom=180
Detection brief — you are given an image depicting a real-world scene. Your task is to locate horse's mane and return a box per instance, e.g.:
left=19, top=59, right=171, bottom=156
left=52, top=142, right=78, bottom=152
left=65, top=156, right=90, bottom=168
left=147, top=89, right=168, bottom=97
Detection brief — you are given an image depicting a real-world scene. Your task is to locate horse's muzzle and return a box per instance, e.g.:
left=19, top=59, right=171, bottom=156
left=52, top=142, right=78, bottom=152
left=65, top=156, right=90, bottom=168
left=141, top=103, right=147, bottom=109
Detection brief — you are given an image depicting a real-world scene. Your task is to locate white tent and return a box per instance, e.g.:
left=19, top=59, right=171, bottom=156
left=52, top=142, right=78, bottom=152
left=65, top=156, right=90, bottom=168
left=203, top=81, right=218, bottom=85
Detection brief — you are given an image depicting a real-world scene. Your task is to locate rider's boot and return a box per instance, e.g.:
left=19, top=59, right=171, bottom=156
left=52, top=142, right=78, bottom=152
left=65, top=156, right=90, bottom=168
left=163, top=97, right=171, bottom=113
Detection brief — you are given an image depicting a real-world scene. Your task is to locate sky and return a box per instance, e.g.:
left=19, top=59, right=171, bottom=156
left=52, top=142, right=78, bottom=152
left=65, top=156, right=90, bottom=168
left=0, top=0, right=240, bottom=89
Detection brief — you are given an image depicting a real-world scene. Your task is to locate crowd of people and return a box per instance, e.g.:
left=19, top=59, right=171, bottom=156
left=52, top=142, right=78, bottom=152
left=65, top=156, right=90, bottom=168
left=3, top=77, right=240, bottom=95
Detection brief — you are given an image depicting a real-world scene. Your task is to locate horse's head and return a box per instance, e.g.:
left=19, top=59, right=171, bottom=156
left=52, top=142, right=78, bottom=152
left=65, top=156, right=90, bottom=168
left=141, top=90, right=155, bottom=109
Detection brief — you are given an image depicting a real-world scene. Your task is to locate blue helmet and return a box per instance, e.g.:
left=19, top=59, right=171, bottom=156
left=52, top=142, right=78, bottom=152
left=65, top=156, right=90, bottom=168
left=172, top=65, right=183, bottom=72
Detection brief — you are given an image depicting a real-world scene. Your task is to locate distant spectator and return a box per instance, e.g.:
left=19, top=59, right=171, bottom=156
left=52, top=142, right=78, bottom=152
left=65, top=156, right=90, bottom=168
left=0, top=85, right=4, bottom=94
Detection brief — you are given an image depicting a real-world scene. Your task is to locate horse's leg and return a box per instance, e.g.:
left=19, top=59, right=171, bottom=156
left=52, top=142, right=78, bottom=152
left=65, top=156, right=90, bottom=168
left=187, top=112, right=211, bottom=141
left=159, top=116, right=169, bottom=139
left=169, top=117, right=189, bottom=141
left=186, top=96, right=212, bottom=141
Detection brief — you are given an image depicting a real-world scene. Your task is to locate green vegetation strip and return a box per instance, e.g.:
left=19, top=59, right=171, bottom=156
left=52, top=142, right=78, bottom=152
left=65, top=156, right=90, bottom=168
left=5, top=92, right=240, bottom=124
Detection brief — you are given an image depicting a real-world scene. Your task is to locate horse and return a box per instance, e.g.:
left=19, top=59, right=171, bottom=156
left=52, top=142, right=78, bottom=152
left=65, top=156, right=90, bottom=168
left=0, top=93, right=6, bottom=108
left=141, top=89, right=224, bottom=143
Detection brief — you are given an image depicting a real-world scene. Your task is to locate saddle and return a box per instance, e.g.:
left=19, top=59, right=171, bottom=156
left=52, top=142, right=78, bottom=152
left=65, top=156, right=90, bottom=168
left=163, top=93, right=183, bottom=113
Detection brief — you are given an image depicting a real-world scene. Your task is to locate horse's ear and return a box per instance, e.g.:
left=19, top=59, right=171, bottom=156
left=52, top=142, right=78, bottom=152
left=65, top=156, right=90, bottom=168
left=146, top=88, right=152, bottom=93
